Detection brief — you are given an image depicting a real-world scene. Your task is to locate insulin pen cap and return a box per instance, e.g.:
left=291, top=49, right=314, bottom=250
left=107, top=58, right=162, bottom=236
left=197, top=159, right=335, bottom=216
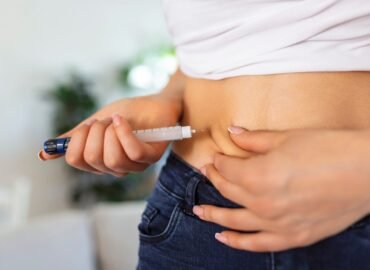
left=43, top=137, right=71, bottom=155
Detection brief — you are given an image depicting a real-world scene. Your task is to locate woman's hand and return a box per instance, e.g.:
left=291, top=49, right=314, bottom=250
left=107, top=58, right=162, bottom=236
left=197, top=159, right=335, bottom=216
left=193, top=127, right=370, bottom=252
left=39, top=93, right=182, bottom=177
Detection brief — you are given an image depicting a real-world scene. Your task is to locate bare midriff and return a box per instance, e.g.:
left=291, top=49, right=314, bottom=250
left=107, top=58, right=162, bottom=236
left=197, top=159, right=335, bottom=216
left=171, top=72, right=370, bottom=169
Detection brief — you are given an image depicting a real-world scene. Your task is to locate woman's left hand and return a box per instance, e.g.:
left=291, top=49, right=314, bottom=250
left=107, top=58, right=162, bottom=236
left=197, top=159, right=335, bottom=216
left=193, top=127, right=370, bottom=252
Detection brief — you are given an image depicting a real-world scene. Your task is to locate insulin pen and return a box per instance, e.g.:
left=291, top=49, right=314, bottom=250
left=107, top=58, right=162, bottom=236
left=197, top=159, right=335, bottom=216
left=42, top=125, right=197, bottom=155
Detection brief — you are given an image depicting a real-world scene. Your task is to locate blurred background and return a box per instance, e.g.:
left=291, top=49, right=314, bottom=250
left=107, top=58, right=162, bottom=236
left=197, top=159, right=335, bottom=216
left=0, top=1, right=176, bottom=269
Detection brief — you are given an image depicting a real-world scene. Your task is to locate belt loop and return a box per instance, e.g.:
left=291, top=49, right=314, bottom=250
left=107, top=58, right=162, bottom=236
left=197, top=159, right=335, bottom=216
left=182, top=176, right=201, bottom=217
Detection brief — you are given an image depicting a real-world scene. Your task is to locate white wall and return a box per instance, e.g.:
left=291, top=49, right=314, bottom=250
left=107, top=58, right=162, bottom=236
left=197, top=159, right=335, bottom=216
left=0, top=0, right=171, bottom=217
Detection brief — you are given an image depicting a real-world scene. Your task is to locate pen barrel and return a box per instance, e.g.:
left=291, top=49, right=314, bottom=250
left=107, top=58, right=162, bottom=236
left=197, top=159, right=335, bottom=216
left=133, top=126, right=192, bottom=142
left=43, top=126, right=193, bottom=155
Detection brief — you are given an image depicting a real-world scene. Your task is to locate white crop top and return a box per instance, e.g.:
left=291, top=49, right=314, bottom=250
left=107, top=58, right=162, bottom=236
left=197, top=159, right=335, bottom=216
left=162, top=0, right=370, bottom=80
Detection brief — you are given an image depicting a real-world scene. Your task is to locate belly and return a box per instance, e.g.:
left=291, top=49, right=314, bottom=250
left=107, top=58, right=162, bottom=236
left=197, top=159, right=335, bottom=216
left=172, top=72, right=370, bottom=169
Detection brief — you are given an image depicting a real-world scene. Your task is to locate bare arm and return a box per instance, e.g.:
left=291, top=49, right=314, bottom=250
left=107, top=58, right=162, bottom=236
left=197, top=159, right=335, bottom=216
left=39, top=68, right=187, bottom=177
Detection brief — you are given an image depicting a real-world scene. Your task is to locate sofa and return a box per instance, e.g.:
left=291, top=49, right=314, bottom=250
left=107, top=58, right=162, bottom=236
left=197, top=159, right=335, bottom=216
left=0, top=201, right=145, bottom=270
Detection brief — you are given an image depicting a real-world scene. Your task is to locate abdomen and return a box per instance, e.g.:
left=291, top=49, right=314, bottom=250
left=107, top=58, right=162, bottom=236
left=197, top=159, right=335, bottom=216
left=172, top=72, right=370, bottom=169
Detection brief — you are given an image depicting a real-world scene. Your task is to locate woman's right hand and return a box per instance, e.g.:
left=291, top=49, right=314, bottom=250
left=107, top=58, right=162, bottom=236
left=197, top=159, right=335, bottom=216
left=38, top=93, right=183, bottom=177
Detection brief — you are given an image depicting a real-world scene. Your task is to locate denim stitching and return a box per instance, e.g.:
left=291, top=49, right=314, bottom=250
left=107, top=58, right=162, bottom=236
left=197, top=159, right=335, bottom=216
left=186, top=176, right=200, bottom=205
left=270, top=253, right=275, bottom=270
left=168, top=150, right=211, bottom=186
left=157, top=180, right=184, bottom=201
left=141, top=215, right=150, bottom=223
left=169, top=151, right=202, bottom=177
left=139, top=203, right=183, bottom=243
left=141, top=204, right=158, bottom=221
left=183, top=176, right=201, bottom=216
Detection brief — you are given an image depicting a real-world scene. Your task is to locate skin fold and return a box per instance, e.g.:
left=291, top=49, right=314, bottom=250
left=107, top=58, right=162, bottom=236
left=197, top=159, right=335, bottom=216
left=172, top=72, right=370, bottom=168
left=193, top=128, right=370, bottom=252
left=39, top=70, right=370, bottom=251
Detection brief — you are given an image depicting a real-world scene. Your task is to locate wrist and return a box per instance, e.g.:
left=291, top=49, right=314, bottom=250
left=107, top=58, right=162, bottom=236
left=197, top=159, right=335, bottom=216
left=157, top=89, right=183, bottom=104
left=155, top=91, right=183, bottom=122
left=158, top=69, right=185, bottom=102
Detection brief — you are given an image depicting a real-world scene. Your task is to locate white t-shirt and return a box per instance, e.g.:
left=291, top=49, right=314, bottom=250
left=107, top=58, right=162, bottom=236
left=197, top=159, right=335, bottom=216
left=162, top=0, right=370, bottom=80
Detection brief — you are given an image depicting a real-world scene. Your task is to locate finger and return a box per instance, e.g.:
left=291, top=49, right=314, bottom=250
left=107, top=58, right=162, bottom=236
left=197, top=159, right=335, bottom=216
left=112, top=114, right=167, bottom=163
left=215, top=231, right=290, bottom=252
left=213, top=153, right=256, bottom=187
left=228, top=128, right=287, bottom=153
left=38, top=118, right=97, bottom=161
left=201, top=164, right=251, bottom=206
left=65, top=121, right=105, bottom=174
left=193, top=205, right=266, bottom=232
left=84, top=118, right=122, bottom=175
left=38, top=150, right=62, bottom=161
left=103, top=125, right=148, bottom=173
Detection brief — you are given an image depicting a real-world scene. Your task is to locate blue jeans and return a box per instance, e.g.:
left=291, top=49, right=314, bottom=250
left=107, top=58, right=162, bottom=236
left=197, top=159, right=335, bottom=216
left=137, top=150, right=370, bottom=270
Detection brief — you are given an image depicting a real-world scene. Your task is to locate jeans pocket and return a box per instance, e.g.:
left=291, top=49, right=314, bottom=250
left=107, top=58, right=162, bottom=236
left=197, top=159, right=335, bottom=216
left=138, top=180, right=183, bottom=244
left=138, top=202, right=182, bottom=243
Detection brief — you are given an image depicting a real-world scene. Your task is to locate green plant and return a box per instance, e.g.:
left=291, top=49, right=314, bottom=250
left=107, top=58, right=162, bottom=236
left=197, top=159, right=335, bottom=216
left=47, top=74, right=98, bottom=136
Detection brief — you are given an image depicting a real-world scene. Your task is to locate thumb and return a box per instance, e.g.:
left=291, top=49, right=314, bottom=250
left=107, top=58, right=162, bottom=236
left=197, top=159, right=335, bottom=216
left=227, top=126, right=286, bottom=153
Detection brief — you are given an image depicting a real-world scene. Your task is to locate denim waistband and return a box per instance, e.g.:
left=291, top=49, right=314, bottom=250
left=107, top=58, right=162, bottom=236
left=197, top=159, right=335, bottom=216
left=166, top=150, right=206, bottom=181
left=158, top=150, right=240, bottom=216
left=160, top=150, right=370, bottom=228
left=160, top=150, right=210, bottom=194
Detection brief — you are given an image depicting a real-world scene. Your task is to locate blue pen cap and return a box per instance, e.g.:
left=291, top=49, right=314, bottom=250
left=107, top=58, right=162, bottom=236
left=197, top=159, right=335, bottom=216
left=44, top=137, right=71, bottom=155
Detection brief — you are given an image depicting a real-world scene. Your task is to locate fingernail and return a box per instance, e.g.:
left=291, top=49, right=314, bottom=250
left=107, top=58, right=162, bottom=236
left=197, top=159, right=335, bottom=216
left=215, top=233, right=228, bottom=244
left=200, top=166, right=206, bottom=175
left=193, top=205, right=204, bottom=217
left=228, top=126, right=246, bottom=135
left=112, top=114, right=121, bottom=126
left=38, top=150, right=46, bottom=161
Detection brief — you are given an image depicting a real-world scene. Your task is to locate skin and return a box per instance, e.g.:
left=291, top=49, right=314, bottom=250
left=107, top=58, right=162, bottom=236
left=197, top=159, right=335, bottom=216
left=192, top=127, right=370, bottom=252
left=172, top=72, right=370, bottom=168
left=39, top=70, right=185, bottom=176
left=39, top=70, right=370, bottom=250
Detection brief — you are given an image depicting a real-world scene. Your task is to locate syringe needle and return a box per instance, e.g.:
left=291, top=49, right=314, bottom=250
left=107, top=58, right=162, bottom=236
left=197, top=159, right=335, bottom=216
left=191, top=129, right=207, bottom=134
